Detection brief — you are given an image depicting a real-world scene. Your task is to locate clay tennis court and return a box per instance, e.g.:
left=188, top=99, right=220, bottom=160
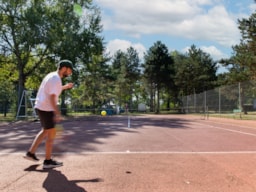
left=1, top=114, right=256, bottom=192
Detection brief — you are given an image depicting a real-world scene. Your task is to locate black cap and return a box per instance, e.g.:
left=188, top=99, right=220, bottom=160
left=58, top=60, right=73, bottom=70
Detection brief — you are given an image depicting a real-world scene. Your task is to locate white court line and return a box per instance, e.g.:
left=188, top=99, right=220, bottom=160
left=198, top=118, right=256, bottom=130
left=193, top=122, right=256, bottom=137
left=2, top=151, right=256, bottom=155
left=76, top=151, right=256, bottom=155
left=2, top=119, right=256, bottom=156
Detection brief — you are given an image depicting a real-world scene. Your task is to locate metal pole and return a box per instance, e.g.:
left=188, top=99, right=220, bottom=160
left=194, top=88, right=196, bottom=113
left=219, top=87, right=221, bottom=115
left=204, top=91, right=206, bottom=114
left=238, top=82, right=241, bottom=109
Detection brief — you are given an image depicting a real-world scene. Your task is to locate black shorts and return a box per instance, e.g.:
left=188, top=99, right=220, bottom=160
left=36, top=109, right=55, bottom=129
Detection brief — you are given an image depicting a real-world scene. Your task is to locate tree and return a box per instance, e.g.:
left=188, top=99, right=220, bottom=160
left=0, top=0, right=104, bottom=116
left=143, top=41, right=174, bottom=113
left=218, top=12, right=256, bottom=113
left=222, top=13, right=256, bottom=80
left=0, top=1, right=63, bottom=110
left=174, top=45, right=217, bottom=96
left=74, top=54, right=111, bottom=113
left=111, top=47, right=141, bottom=110
left=0, top=58, right=16, bottom=116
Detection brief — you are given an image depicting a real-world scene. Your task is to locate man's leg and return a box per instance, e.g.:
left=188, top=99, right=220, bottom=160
left=45, top=128, right=56, bottom=160
left=24, top=128, right=47, bottom=161
left=43, top=128, right=63, bottom=169
left=29, top=129, right=48, bottom=154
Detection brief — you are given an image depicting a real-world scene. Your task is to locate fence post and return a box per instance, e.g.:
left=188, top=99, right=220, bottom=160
left=204, top=91, right=207, bottom=114
left=186, top=95, right=188, bottom=113
left=219, top=87, right=221, bottom=115
left=194, top=88, right=196, bottom=113
left=238, top=82, right=241, bottom=110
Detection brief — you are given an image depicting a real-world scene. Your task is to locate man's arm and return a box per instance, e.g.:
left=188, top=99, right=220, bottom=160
left=62, top=83, right=73, bottom=91
left=50, top=94, right=61, bottom=122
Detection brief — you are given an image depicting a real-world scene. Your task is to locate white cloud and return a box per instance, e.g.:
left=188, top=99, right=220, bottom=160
left=200, top=46, right=228, bottom=60
left=182, top=45, right=228, bottom=60
left=106, top=39, right=146, bottom=60
left=96, top=0, right=241, bottom=47
left=249, top=3, right=256, bottom=14
left=182, top=6, right=240, bottom=46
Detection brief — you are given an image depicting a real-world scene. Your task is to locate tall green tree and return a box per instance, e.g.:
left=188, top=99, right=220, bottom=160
left=0, top=0, right=104, bottom=115
left=124, top=47, right=141, bottom=109
left=111, top=50, right=127, bottom=107
left=174, top=45, right=217, bottom=96
left=143, top=41, right=174, bottom=113
left=218, top=11, right=256, bottom=112
left=220, top=12, right=256, bottom=81
left=0, top=0, right=51, bottom=109
left=111, top=47, right=141, bottom=110
left=74, top=54, right=111, bottom=113
left=0, top=57, right=16, bottom=116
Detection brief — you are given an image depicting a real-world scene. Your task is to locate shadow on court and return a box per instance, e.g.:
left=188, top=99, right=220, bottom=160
left=3, top=115, right=256, bottom=192
left=0, top=115, right=191, bottom=154
left=24, top=164, right=103, bottom=192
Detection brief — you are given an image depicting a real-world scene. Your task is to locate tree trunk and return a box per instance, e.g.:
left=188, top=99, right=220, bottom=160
left=156, top=87, right=160, bottom=114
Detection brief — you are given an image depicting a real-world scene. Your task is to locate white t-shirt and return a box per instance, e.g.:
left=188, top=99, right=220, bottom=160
left=35, top=71, right=62, bottom=111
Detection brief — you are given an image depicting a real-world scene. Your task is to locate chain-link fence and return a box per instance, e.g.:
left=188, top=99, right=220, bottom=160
left=3, top=81, right=256, bottom=120
left=181, top=81, right=256, bottom=118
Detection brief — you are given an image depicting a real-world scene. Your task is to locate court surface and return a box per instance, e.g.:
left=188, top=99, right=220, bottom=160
left=1, top=114, right=256, bottom=192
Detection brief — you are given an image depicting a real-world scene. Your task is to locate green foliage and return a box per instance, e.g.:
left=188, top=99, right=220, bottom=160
left=79, top=54, right=112, bottom=111
left=174, top=45, right=217, bottom=96
left=0, top=0, right=105, bottom=115
left=219, top=12, right=256, bottom=83
left=0, top=60, right=16, bottom=116
left=216, top=11, right=256, bottom=112
left=110, top=47, right=141, bottom=109
left=2, top=1, right=256, bottom=117
left=143, top=41, right=175, bottom=113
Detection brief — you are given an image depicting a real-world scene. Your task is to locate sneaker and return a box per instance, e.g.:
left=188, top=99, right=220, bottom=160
left=43, top=159, right=63, bottom=169
left=24, top=152, right=39, bottom=162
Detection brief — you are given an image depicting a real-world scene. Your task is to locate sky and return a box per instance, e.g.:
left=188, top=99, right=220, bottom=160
left=94, top=0, right=256, bottom=73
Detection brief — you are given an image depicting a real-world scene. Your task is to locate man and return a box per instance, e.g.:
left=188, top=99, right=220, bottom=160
left=24, top=60, right=74, bottom=169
